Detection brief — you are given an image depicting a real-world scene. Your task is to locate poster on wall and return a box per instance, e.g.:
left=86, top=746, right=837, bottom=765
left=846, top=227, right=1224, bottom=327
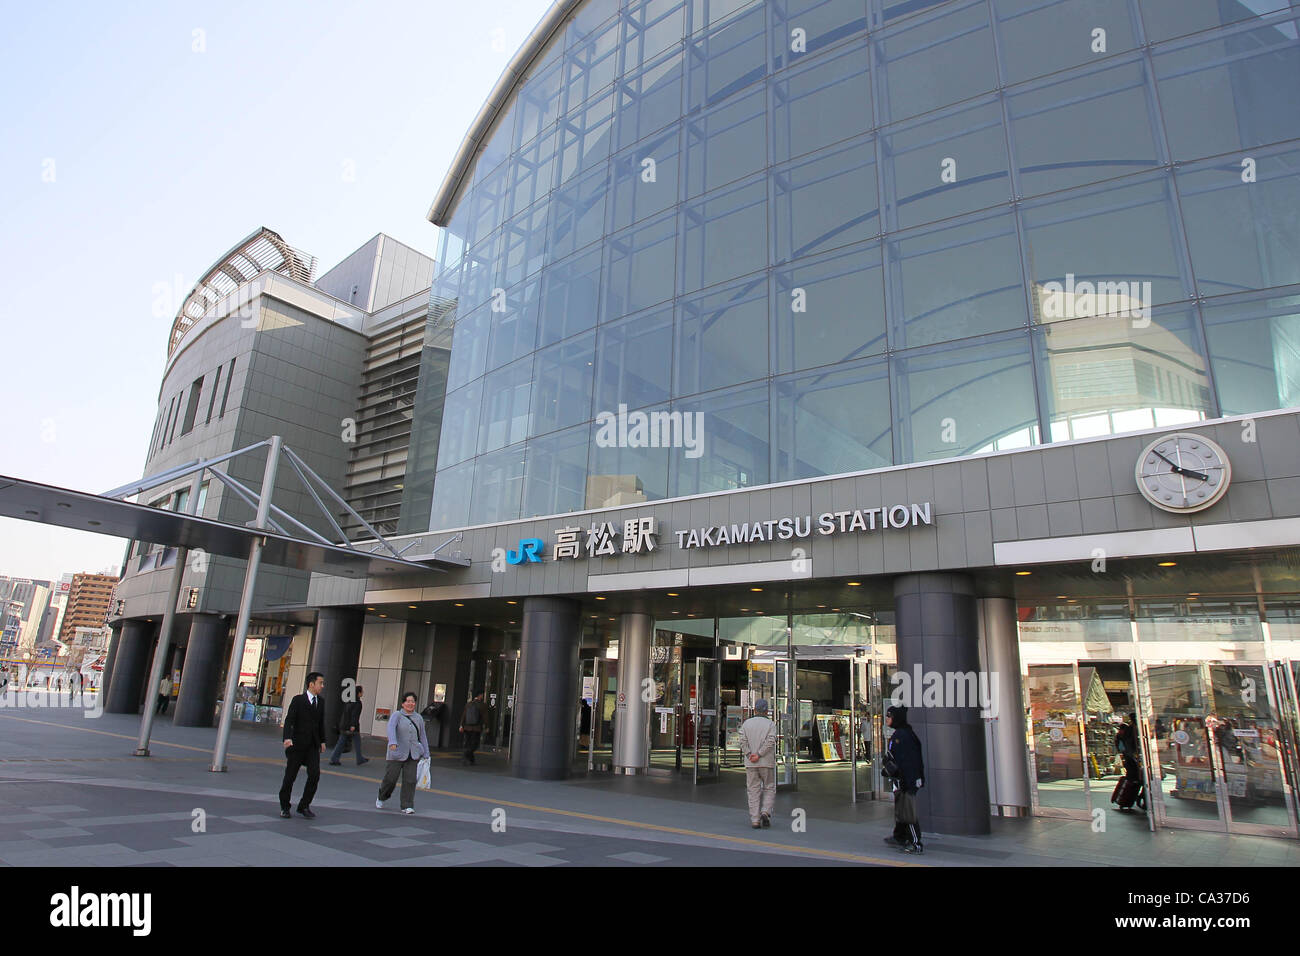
left=238, top=638, right=264, bottom=687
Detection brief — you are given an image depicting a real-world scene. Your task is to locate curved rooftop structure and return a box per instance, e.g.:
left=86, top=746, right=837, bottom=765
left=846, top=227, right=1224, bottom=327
left=167, top=227, right=317, bottom=357
left=426, top=0, right=579, bottom=226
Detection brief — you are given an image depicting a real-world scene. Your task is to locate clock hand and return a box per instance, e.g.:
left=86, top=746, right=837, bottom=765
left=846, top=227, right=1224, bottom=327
left=1151, top=448, right=1209, bottom=482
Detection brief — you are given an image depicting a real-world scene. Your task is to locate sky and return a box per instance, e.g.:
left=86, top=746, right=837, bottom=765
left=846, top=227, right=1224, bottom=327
left=0, top=0, right=554, bottom=582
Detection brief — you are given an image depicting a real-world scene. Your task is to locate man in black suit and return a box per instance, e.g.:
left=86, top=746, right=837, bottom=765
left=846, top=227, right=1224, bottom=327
left=279, top=671, right=326, bottom=819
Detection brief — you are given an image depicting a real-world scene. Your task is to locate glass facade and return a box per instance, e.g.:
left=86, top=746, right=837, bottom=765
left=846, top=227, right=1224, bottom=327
left=410, top=0, right=1300, bottom=531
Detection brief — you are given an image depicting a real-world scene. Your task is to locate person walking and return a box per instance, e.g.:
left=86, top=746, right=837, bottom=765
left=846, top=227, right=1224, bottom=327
left=459, top=693, right=486, bottom=766
left=377, top=692, right=430, bottom=815
left=329, top=684, right=370, bottom=766
left=156, top=675, right=173, bottom=715
left=279, top=672, right=327, bottom=820
left=882, top=704, right=925, bottom=854
left=738, top=698, right=778, bottom=829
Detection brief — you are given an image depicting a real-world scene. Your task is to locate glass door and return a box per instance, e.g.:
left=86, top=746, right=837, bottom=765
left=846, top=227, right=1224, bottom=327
left=774, top=657, right=797, bottom=790
left=1208, top=664, right=1296, bottom=837
left=1025, top=664, right=1090, bottom=816
left=693, top=658, right=720, bottom=784
left=850, top=656, right=872, bottom=802
left=648, top=646, right=683, bottom=775
left=586, top=658, right=617, bottom=772
left=1144, top=663, right=1224, bottom=831
left=498, top=652, right=518, bottom=756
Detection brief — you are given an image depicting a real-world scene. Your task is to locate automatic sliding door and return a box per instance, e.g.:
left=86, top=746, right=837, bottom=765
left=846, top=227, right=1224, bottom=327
left=1209, top=664, right=1296, bottom=836
left=1026, top=665, right=1089, bottom=814
left=1145, top=664, right=1224, bottom=830
left=693, top=659, right=720, bottom=783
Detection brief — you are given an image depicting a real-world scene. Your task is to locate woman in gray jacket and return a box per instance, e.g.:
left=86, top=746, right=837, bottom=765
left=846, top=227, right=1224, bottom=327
left=376, top=691, right=430, bottom=814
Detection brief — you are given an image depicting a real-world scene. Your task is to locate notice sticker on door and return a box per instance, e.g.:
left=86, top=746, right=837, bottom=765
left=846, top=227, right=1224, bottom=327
left=659, top=711, right=668, bottom=733
left=1049, top=728, right=1063, bottom=741
left=1173, top=730, right=1190, bottom=745
left=1044, top=720, right=1066, bottom=728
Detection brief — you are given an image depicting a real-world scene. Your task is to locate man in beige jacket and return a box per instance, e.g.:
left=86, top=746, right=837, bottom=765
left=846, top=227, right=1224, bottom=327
left=738, top=698, right=777, bottom=828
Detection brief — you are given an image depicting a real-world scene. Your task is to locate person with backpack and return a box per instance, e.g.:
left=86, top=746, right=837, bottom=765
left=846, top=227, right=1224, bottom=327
left=459, top=693, right=485, bottom=766
left=1111, top=712, right=1146, bottom=812
left=882, top=704, right=925, bottom=854
left=376, top=692, right=429, bottom=815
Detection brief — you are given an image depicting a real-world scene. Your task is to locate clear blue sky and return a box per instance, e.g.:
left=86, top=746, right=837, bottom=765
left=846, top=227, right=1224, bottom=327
left=0, top=0, right=553, bottom=581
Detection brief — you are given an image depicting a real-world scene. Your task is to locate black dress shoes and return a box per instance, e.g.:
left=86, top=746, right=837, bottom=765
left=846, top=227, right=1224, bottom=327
left=297, top=808, right=316, bottom=819
left=280, top=809, right=291, bottom=819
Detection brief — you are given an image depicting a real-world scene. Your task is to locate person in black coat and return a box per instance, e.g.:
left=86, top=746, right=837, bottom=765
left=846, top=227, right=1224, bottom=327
left=279, top=672, right=327, bottom=819
left=1115, top=712, right=1141, bottom=781
left=329, top=684, right=370, bottom=767
left=882, top=704, right=926, bottom=854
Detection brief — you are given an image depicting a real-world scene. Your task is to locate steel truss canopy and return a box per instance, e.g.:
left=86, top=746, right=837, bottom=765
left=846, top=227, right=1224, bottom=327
left=0, top=474, right=462, bottom=579
left=167, top=227, right=318, bottom=358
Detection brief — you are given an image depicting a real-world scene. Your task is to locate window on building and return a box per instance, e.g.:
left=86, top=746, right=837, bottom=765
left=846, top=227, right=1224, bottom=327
left=180, top=376, right=204, bottom=435
left=205, top=364, right=223, bottom=424
left=218, top=358, right=236, bottom=419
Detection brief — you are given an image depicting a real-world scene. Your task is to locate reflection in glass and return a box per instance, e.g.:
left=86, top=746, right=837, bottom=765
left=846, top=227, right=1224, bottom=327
left=887, top=210, right=1026, bottom=348
left=530, top=332, right=596, bottom=438
left=677, top=277, right=769, bottom=394
left=992, top=0, right=1139, bottom=85
left=681, top=177, right=767, bottom=292
left=1021, top=175, right=1189, bottom=312
left=523, top=424, right=590, bottom=518
left=1201, top=290, right=1300, bottom=416
left=596, top=308, right=674, bottom=413
left=774, top=359, right=892, bottom=481
left=428, top=458, right=474, bottom=531
left=771, top=39, right=870, bottom=164
left=773, top=136, right=879, bottom=263
left=1026, top=665, right=1088, bottom=811
left=1034, top=307, right=1213, bottom=443
left=769, top=0, right=869, bottom=71
left=1147, top=664, right=1222, bottom=823
left=1007, top=60, right=1159, bottom=199
left=774, top=242, right=886, bottom=373
left=539, top=248, right=602, bottom=346
left=685, top=87, right=766, bottom=198
left=882, top=99, right=1009, bottom=231
left=478, top=358, right=532, bottom=454
left=609, top=126, right=681, bottom=233
left=1209, top=665, right=1292, bottom=828
left=892, top=332, right=1038, bottom=462
left=874, top=0, right=997, bottom=126
left=605, top=212, right=678, bottom=320
left=469, top=445, right=526, bottom=526
left=670, top=383, right=769, bottom=496
left=1178, top=150, right=1300, bottom=298
left=687, top=3, right=766, bottom=112
left=1154, top=23, right=1300, bottom=162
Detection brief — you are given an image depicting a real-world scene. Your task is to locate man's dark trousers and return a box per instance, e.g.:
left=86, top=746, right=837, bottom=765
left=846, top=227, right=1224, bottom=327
left=280, top=745, right=320, bottom=812
left=463, top=731, right=481, bottom=765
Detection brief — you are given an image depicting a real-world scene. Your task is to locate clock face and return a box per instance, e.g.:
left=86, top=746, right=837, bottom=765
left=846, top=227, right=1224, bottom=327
left=1135, top=433, right=1231, bottom=513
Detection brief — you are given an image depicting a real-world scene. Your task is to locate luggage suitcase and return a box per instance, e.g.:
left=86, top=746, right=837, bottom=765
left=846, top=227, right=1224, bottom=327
left=1111, top=777, right=1144, bottom=810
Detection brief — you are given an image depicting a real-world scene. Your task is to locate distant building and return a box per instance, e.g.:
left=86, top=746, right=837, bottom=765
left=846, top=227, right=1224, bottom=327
left=58, top=573, right=117, bottom=643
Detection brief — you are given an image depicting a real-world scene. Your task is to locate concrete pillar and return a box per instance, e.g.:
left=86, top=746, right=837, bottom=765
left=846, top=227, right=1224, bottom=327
left=511, top=597, right=581, bottom=781
left=100, top=623, right=123, bottom=696
left=174, top=614, right=228, bottom=727
left=977, top=597, right=1031, bottom=816
left=613, top=612, right=653, bottom=774
left=893, top=573, right=991, bottom=835
left=104, top=620, right=154, bottom=714
left=309, top=608, right=364, bottom=746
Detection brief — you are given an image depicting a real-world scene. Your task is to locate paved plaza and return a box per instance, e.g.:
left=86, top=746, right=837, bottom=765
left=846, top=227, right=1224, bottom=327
left=1, top=707, right=1296, bottom=867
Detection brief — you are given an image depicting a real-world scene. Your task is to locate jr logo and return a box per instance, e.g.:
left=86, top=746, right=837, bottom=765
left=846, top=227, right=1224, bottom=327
left=506, top=538, right=545, bottom=565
